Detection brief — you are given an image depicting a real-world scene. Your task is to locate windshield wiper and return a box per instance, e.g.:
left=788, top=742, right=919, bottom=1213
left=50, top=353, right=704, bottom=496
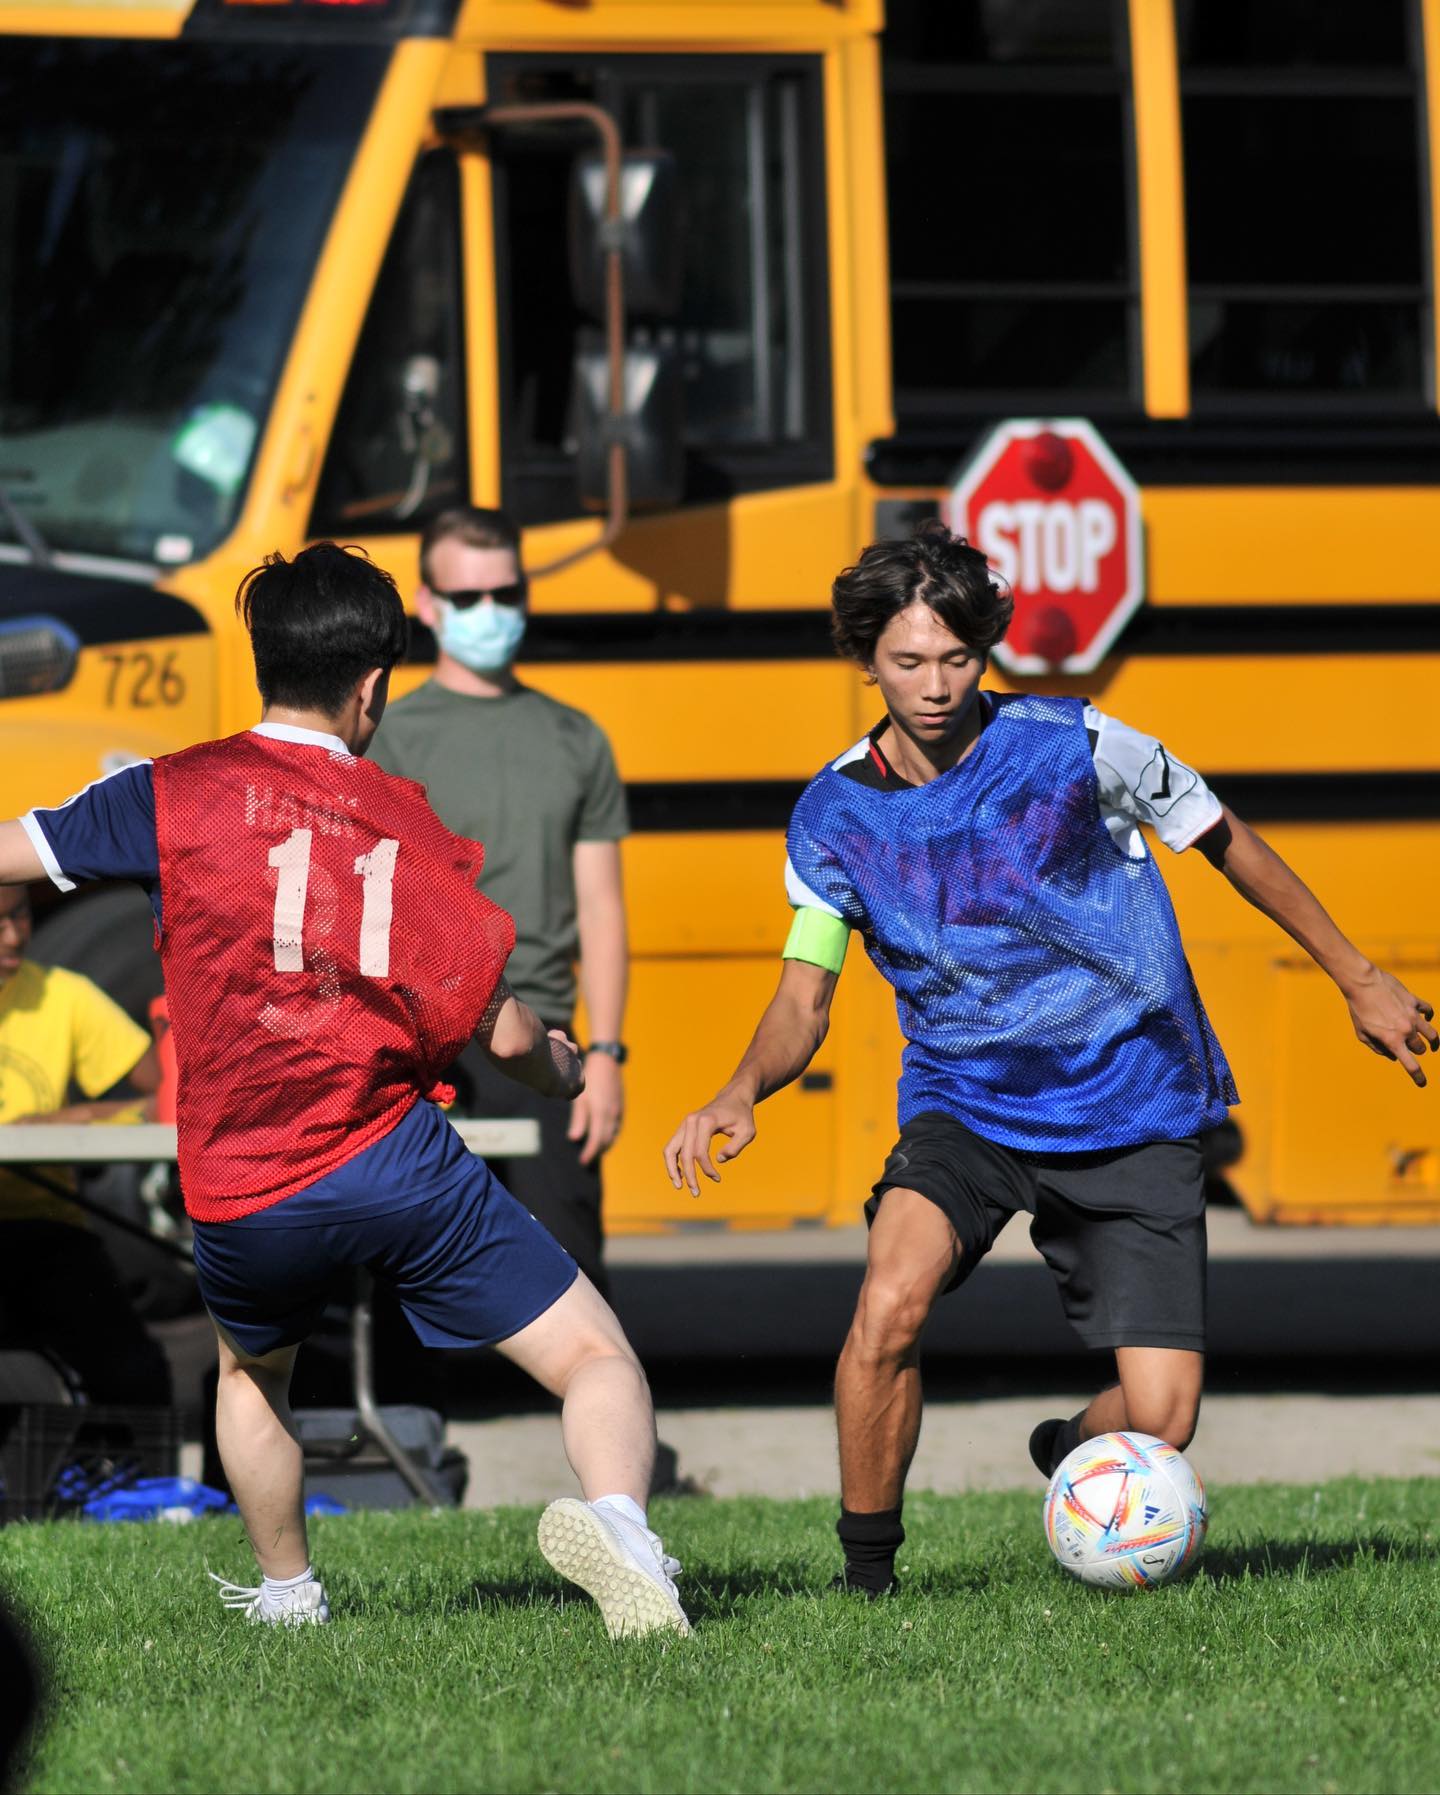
left=0, top=483, right=55, bottom=570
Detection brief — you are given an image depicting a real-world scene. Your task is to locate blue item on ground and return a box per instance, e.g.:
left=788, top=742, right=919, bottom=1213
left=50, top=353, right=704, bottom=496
left=82, top=1476, right=230, bottom=1522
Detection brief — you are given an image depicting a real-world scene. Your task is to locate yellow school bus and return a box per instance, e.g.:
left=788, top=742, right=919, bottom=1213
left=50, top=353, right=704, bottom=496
left=0, top=0, right=1436, bottom=1227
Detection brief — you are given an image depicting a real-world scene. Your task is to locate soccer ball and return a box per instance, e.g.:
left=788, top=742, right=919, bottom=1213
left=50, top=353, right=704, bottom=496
left=1043, top=1431, right=1207, bottom=1589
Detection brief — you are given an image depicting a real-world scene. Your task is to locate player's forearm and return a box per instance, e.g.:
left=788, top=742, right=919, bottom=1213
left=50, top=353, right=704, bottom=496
left=478, top=987, right=579, bottom=1097
left=503, top=1027, right=581, bottom=1099
left=490, top=1004, right=571, bottom=1096
left=724, top=985, right=831, bottom=1106
left=1216, top=808, right=1374, bottom=994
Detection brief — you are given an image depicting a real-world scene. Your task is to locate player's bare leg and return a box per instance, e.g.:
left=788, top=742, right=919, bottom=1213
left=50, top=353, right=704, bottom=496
left=832, top=1189, right=960, bottom=1594
left=208, top=1328, right=329, bottom=1625
left=1031, top=1347, right=1203, bottom=1479
left=496, top=1275, right=688, bottom=1638
left=213, top=1330, right=307, bottom=1575
left=494, top=1273, right=655, bottom=1500
left=837, top=1189, right=960, bottom=1507
left=1082, top=1347, right=1203, bottom=1447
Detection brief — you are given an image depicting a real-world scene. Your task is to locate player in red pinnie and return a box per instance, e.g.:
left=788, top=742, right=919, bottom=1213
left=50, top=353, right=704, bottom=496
left=0, top=545, right=687, bottom=1638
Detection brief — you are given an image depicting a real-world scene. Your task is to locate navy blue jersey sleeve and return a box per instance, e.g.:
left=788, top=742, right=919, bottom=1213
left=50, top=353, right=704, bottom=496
left=22, top=763, right=160, bottom=891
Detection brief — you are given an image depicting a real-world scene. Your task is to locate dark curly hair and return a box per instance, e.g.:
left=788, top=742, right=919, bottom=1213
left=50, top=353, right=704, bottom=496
left=831, top=520, right=1013, bottom=667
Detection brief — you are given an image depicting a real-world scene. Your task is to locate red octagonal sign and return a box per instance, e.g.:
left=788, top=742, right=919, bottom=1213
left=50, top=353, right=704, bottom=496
left=947, top=418, right=1144, bottom=675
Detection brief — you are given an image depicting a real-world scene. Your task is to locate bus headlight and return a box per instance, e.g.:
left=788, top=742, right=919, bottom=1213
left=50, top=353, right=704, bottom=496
left=0, top=617, right=80, bottom=698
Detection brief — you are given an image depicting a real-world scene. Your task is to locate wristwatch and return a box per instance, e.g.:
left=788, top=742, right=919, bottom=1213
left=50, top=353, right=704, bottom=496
left=585, top=1040, right=629, bottom=1065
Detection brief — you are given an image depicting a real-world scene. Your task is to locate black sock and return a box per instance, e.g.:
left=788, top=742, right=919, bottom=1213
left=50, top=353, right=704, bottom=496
left=1049, top=1412, right=1085, bottom=1475
left=837, top=1506, right=904, bottom=1593
left=1030, top=1411, right=1087, bottom=1479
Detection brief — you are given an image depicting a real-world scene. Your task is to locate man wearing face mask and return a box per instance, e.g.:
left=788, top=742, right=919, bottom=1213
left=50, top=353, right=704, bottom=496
left=370, top=507, right=629, bottom=1296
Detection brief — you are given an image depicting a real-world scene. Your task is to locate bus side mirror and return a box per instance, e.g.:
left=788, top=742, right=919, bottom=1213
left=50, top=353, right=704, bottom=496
left=568, top=150, right=682, bottom=319
left=574, top=340, right=684, bottom=512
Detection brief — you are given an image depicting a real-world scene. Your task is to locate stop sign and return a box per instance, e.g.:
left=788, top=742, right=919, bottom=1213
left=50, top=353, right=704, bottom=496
left=947, top=418, right=1144, bottom=674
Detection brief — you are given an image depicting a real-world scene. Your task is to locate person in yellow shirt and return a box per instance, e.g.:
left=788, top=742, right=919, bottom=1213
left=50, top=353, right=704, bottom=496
left=0, top=883, right=170, bottom=1401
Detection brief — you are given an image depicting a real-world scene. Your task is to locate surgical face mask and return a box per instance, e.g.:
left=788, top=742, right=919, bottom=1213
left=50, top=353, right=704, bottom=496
left=433, top=596, right=527, bottom=673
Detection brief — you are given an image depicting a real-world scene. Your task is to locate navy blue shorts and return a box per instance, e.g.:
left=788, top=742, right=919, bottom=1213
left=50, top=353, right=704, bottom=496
left=191, top=1101, right=578, bottom=1357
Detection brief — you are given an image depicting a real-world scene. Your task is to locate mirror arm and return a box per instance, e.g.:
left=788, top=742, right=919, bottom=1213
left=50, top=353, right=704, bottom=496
left=435, top=102, right=629, bottom=578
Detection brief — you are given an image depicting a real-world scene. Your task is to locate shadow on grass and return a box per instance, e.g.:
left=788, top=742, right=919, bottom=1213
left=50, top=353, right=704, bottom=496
left=684, top=1565, right=837, bottom=1618
left=330, top=1579, right=564, bottom=1620
left=1199, top=1535, right=1438, bottom=1585
left=432, top=1560, right=995, bottom=1622
left=445, top=1579, right=565, bottom=1617
left=664, top=1562, right=995, bottom=1618
left=348, top=1542, right=1424, bottom=1623
left=444, top=1565, right=824, bottom=1622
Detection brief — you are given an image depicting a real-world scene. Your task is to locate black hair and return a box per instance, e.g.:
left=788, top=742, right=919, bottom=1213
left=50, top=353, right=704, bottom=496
left=831, top=520, right=1013, bottom=666
left=419, top=506, right=522, bottom=589
left=236, top=543, right=408, bottom=716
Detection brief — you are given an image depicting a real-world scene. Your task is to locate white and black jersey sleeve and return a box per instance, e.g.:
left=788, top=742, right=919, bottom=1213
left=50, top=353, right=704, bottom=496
left=1084, top=704, right=1222, bottom=858
left=784, top=854, right=845, bottom=920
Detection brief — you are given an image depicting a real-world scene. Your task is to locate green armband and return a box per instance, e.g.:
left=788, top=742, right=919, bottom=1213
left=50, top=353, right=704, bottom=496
left=782, top=906, right=850, bottom=975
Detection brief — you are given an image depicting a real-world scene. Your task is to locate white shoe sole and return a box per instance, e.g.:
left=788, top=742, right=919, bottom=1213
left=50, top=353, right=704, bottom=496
left=250, top=1601, right=329, bottom=1627
left=537, top=1499, right=690, bottom=1640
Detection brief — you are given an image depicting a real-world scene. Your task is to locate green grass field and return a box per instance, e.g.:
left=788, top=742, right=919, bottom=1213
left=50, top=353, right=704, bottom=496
left=3, top=1480, right=1437, bottom=1795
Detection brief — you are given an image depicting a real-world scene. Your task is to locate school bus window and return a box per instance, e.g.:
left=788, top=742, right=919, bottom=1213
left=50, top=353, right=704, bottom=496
left=1175, top=1, right=1411, bottom=69
left=311, top=152, right=468, bottom=535
left=489, top=56, right=831, bottom=528
left=884, top=0, right=1120, bottom=64
left=0, top=42, right=384, bottom=566
left=1178, top=0, right=1427, bottom=405
left=882, top=0, right=1138, bottom=418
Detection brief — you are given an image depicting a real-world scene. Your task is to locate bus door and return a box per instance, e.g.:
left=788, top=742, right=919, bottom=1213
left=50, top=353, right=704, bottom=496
left=311, top=48, right=853, bottom=1228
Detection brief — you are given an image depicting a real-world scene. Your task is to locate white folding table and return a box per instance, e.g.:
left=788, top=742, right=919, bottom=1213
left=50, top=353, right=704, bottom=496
left=0, top=1119, right=539, bottom=1170
left=0, top=1117, right=540, bottom=1505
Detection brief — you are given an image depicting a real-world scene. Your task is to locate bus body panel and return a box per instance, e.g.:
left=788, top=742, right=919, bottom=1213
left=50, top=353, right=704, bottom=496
left=1, top=1, right=1435, bottom=1228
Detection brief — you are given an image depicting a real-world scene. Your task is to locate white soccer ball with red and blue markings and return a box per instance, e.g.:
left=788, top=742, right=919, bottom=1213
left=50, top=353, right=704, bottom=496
left=1043, top=1431, right=1207, bottom=1589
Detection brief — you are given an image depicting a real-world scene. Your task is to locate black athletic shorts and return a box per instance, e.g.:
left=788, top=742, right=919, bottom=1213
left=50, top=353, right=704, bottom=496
left=867, top=1111, right=1206, bottom=1352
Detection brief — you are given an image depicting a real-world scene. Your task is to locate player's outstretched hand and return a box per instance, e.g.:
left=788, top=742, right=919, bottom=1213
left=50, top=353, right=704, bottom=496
left=1345, top=965, right=1438, bottom=1087
left=546, top=1029, right=586, bottom=1101
left=663, top=1090, right=757, bottom=1197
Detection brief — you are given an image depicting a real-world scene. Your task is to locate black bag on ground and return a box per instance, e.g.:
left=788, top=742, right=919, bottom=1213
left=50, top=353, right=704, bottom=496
left=294, top=1406, right=467, bottom=1510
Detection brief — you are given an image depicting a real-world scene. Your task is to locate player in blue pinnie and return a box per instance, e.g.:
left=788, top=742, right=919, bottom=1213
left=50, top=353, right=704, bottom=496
left=665, top=520, right=1435, bottom=1597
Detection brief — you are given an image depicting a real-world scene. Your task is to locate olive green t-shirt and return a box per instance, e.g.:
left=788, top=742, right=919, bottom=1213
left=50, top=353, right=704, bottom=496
left=370, top=680, right=628, bottom=1021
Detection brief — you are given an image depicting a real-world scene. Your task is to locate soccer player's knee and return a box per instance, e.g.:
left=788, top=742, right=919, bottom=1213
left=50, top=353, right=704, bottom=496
left=852, top=1275, right=930, bottom=1359
left=216, top=1345, right=260, bottom=1382
left=569, top=1329, right=646, bottom=1388
left=1129, top=1391, right=1199, bottom=1449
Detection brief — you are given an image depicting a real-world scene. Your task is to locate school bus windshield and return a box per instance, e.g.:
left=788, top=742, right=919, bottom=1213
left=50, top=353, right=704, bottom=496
left=0, top=40, right=386, bottom=567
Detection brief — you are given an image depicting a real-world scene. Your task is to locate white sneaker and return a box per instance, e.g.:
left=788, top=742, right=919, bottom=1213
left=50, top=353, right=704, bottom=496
left=537, top=1498, right=690, bottom=1640
left=208, top=1571, right=330, bottom=1626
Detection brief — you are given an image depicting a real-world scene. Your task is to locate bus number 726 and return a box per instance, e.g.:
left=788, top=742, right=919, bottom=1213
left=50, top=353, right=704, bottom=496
left=100, top=650, right=187, bottom=709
